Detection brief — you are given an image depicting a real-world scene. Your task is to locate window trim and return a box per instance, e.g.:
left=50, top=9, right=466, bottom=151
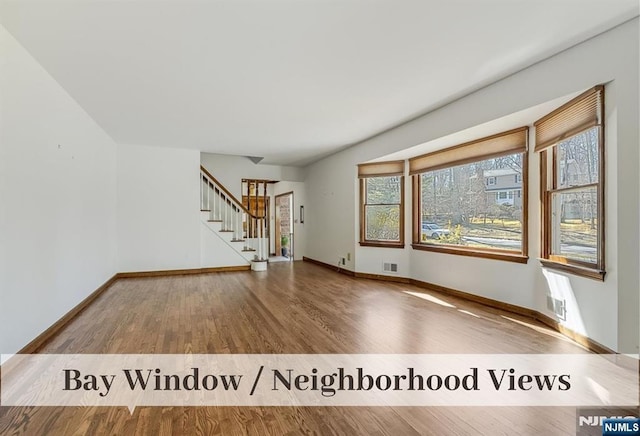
left=358, top=161, right=405, bottom=248
left=537, top=85, right=605, bottom=281
left=410, top=127, right=529, bottom=264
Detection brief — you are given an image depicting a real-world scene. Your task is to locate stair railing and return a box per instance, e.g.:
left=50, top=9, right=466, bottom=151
left=200, top=166, right=268, bottom=261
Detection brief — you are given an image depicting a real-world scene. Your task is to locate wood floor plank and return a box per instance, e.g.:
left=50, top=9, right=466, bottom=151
left=0, top=261, right=602, bottom=435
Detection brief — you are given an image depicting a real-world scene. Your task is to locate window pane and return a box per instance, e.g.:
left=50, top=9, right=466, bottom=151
left=556, top=127, right=599, bottom=189
left=366, top=176, right=400, bottom=204
left=550, top=187, right=598, bottom=264
left=366, top=205, right=400, bottom=241
left=419, top=153, right=523, bottom=251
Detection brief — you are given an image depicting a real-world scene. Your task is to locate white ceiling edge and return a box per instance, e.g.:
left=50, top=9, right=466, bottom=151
left=366, top=90, right=585, bottom=164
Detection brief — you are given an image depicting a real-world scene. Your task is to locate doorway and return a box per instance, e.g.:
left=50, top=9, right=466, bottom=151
left=275, top=191, right=294, bottom=261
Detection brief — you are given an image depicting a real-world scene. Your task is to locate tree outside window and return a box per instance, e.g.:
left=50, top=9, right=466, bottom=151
left=358, top=161, right=405, bottom=248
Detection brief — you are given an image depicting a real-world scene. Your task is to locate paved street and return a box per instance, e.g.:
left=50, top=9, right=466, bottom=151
left=462, top=236, right=596, bottom=259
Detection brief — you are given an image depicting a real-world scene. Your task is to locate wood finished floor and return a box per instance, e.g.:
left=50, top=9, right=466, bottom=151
left=1, top=261, right=594, bottom=435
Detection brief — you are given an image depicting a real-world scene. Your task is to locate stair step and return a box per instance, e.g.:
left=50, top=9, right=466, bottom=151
left=200, top=209, right=211, bottom=212
left=207, top=219, right=223, bottom=222
left=242, top=248, right=256, bottom=252
left=231, top=239, right=245, bottom=242
left=219, top=230, right=234, bottom=233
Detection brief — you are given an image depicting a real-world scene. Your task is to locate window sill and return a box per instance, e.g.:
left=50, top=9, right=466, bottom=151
left=359, top=241, right=405, bottom=249
left=411, top=243, right=528, bottom=264
left=539, top=259, right=605, bottom=281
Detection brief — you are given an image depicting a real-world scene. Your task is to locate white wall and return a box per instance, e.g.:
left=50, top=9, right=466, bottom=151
left=117, top=144, right=201, bottom=272
left=305, top=19, right=639, bottom=353
left=306, top=155, right=358, bottom=270
left=0, top=25, right=118, bottom=362
left=200, top=222, right=249, bottom=267
left=201, top=153, right=305, bottom=199
left=274, top=181, right=307, bottom=261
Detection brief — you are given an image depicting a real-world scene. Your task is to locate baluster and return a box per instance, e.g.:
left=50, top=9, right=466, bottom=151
left=206, top=183, right=210, bottom=219
left=219, top=195, right=223, bottom=229
left=222, top=196, right=226, bottom=230
left=212, top=186, right=217, bottom=220
left=263, top=221, right=267, bottom=260
left=215, top=187, right=220, bottom=221
left=252, top=218, right=257, bottom=253
left=243, top=212, right=247, bottom=244
left=258, top=219, right=262, bottom=260
left=212, top=186, right=216, bottom=221
left=243, top=213, right=248, bottom=250
left=210, top=184, right=217, bottom=220
left=233, top=208, right=237, bottom=239
left=256, top=218, right=260, bottom=259
left=201, top=176, right=204, bottom=210
left=226, top=199, right=230, bottom=231
left=232, top=206, right=237, bottom=239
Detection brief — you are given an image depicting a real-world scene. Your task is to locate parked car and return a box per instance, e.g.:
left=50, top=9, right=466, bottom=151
left=422, top=222, right=450, bottom=239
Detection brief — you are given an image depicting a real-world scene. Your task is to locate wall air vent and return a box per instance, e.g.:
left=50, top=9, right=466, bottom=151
left=383, top=262, right=398, bottom=273
left=546, top=295, right=567, bottom=321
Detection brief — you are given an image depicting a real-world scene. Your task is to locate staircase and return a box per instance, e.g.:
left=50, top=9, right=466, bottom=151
left=200, top=166, right=269, bottom=271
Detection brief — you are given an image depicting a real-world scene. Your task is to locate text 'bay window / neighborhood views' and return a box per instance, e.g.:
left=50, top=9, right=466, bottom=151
left=358, top=160, right=405, bottom=248
left=536, top=85, right=605, bottom=280
left=410, top=127, right=529, bottom=263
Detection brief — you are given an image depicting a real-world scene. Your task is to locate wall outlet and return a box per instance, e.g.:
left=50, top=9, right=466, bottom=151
left=340, top=257, right=346, bottom=265
left=347, top=253, right=351, bottom=261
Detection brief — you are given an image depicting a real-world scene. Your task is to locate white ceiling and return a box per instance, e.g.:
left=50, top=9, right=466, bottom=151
left=1, top=1, right=638, bottom=166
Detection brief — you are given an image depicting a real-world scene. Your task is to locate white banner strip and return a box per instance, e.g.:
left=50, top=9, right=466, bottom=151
left=1, top=354, right=637, bottom=409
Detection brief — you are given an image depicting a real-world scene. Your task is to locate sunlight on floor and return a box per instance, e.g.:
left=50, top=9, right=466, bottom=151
left=458, top=309, right=481, bottom=318
left=402, top=291, right=456, bottom=308
left=586, top=377, right=611, bottom=405
left=502, top=315, right=576, bottom=345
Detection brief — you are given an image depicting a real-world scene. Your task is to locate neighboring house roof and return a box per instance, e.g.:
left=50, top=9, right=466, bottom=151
left=483, top=169, right=519, bottom=177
